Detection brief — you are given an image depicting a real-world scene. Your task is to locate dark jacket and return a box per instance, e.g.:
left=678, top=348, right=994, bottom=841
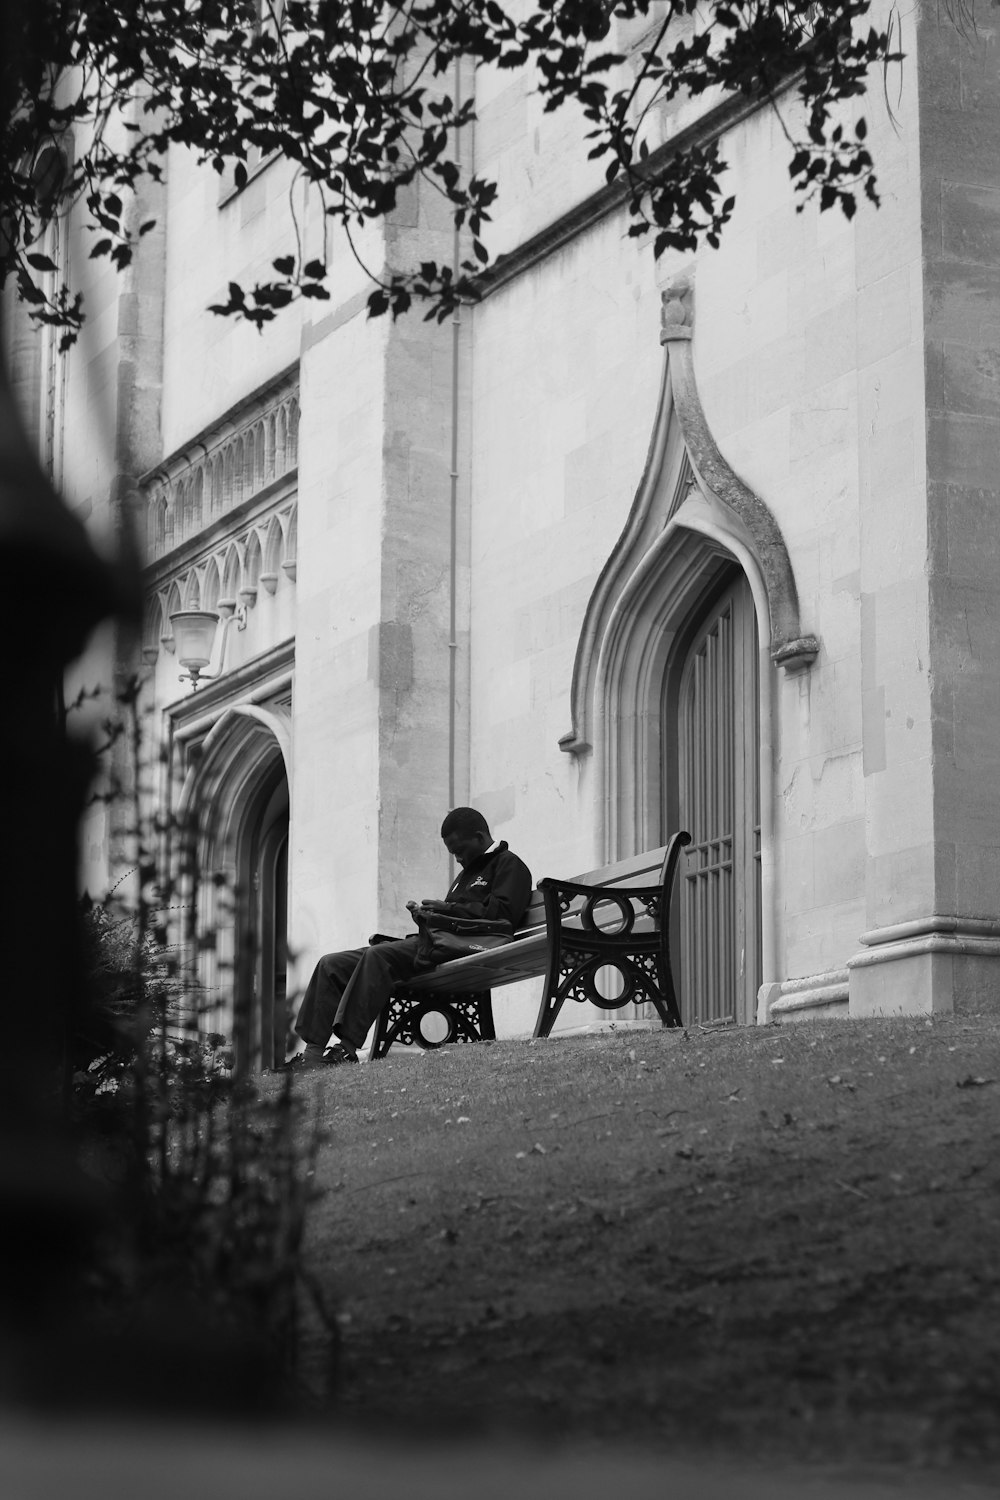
left=442, top=841, right=533, bottom=929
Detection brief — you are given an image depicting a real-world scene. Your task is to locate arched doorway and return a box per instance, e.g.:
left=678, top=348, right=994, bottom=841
left=667, top=571, right=761, bottom=1025
left=583, top=510, right=773, bottom=1028
left=235, top=768, right=289, bottom=1071
left=176, top=704, right=291, bottom=1073
left=560, top=288, right=820, bottom=1029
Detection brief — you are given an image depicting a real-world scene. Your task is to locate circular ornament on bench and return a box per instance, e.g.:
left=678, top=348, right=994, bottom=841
left=411, top=1000, right=460, bottom=1048
left=584, top=959, right=640, bottom=1009
left=581, top=892, right=635, bottom=936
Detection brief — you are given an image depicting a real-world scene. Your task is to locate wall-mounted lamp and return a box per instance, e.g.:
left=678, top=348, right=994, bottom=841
left=169, top=605, right=247, bottom=690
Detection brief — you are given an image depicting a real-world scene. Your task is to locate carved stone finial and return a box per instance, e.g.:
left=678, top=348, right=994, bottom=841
left=660, top=277, right=693, bottom=343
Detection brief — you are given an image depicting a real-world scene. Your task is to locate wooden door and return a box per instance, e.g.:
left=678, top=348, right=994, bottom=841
left=676, top=576, right=761, bottom=1025
left=254, top=814, right=288, bottom=1069
left=236, top=773, right=289, bottom=1071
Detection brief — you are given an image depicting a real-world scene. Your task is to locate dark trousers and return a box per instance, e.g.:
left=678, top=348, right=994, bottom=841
left=294, top=937, right=422, bottom=1052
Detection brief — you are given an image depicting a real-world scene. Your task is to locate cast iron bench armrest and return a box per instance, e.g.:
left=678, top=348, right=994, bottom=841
left=533, top=829, right=690, bottom=1037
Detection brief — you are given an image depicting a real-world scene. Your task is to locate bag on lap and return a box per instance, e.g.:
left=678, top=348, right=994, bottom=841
left=412, top=910, right=514, bottom=971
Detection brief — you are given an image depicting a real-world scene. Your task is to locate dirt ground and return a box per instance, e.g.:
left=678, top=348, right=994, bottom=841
left=296, top=1013, right=1000, bottom=1485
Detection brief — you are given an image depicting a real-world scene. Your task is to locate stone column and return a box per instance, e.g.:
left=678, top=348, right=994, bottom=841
left=849, top=0, right=1000, bottom=1016
left=292, top=169, right=472, bottom=983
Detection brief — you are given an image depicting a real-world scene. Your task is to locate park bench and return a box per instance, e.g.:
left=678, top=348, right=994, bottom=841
left=369, top=830, right=692, bottom=1058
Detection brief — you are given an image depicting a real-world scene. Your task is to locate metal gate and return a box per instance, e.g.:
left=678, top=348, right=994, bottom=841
left=677, top=576, right=761, bottom=1025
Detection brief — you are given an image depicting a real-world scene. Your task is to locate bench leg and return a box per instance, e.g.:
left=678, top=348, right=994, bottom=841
left=476, top=991, right=496, bottom=1041
left=369, top=989, right=495, bottom=1057
left=533, top=988, right=565, bottom=1039
left=368, top=1003, right=392, bottom=1061
left=534, top=950, right=682, bottom=1039
left=646, top=983, right=683, bottom=1029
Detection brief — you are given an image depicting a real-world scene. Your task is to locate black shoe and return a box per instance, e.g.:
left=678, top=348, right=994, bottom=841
left=324, top=1044, right=359, bottom=1066
left=288, top=1047, right=328, bottom=1071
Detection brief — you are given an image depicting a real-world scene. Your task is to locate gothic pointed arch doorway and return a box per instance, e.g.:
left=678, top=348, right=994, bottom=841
left=235, top=765, right=289, bottom=1071
left=666, top=569, right=761, bottom=1026
left=578, top=509, right=774, bottom=1029
left=559, top=285, right=823, bottom=1027
left=176, top=703, right=291, bottom=1073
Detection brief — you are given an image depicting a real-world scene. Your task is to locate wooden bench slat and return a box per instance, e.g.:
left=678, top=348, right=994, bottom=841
left=404, top=926, right=549, bottom=993
left=566, top=846, right=668, bottom=888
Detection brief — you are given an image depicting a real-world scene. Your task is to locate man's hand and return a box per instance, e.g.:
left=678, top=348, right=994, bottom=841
left=406, top=898, right=455, bottom=923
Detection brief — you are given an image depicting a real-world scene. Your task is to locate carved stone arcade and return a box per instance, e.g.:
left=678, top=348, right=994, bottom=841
left=139, top=372, right=299, bottom=662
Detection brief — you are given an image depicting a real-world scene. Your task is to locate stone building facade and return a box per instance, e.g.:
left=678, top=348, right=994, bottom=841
left=6, top=0, right=1000, bottom=1064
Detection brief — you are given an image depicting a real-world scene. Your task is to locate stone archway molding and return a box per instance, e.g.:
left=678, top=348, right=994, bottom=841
left=559, top=274, right=819, bottom=757
left=200, top=702, right=292, bottom=782
left=178, top=701, right=291, bottom=854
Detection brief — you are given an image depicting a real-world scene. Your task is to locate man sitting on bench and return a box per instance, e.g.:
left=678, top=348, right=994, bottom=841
left=292, top=807, right=533, bottom=1067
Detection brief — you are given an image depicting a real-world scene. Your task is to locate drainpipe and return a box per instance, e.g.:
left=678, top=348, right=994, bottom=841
left=447, top=55, right=463, bottom=816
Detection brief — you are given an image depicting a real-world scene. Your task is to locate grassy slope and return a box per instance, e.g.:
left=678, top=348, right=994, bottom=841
left=297, top=1014, right=1000, bottom=1479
